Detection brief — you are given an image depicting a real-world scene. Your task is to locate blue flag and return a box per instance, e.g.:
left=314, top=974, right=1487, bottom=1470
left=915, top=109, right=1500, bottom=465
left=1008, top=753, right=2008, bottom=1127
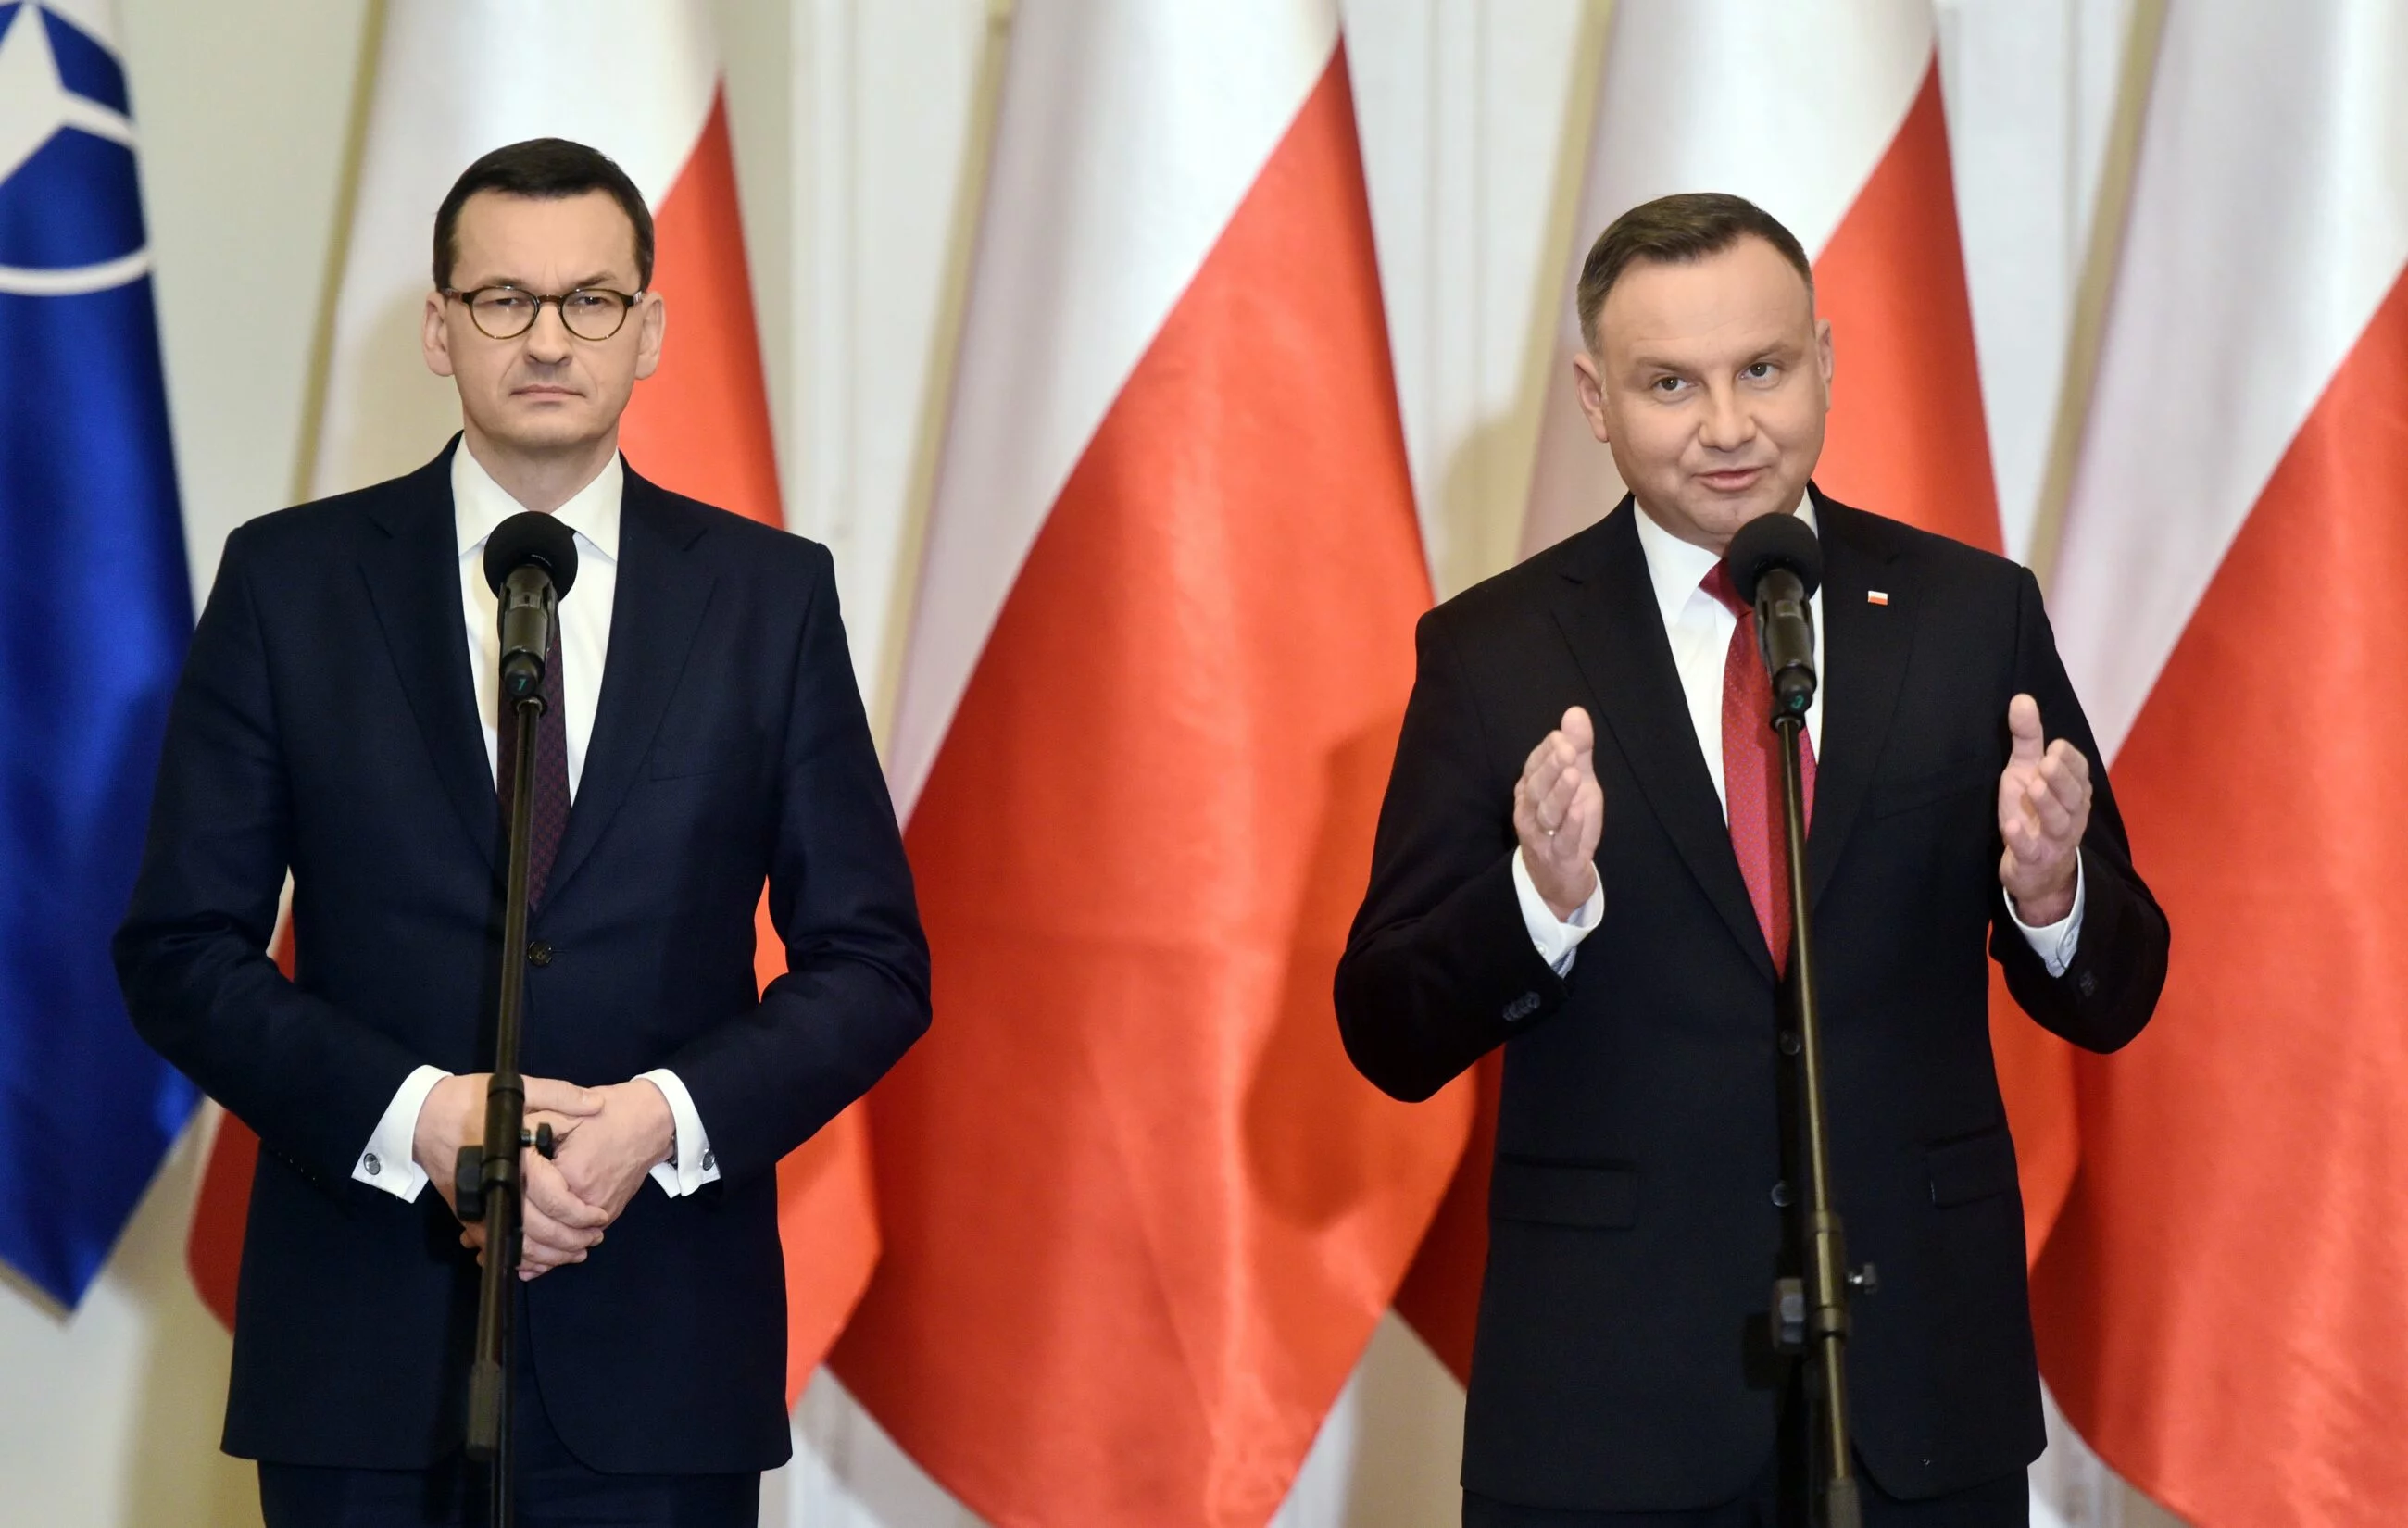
left=0, top=0, right=200, bottom=1307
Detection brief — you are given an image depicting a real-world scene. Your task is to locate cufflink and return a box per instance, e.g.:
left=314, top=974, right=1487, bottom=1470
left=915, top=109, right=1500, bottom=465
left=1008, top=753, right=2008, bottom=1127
left=362, top=1153, right=381, bottom=1176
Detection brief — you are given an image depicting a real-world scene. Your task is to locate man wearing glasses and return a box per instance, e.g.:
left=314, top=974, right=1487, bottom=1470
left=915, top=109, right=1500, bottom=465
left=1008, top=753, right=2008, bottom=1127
left=118, top=139, right=931, bottom=1524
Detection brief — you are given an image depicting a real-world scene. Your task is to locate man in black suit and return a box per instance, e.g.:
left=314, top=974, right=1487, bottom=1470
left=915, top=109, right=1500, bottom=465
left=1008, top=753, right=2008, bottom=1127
left=116, top=139, right=929, bottom=1525
left=1336, top=194, right=2167, bottom=1525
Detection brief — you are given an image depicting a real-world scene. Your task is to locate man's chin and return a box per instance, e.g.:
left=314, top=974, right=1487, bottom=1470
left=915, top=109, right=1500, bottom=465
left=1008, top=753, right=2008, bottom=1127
left=478, top=409, right=606, bottom=455
left=1676, top=490, right=1798, bottom=547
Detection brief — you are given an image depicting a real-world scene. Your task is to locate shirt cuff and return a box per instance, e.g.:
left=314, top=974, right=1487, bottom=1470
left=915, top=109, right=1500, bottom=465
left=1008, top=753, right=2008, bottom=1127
left=638, top=1069, right=721, bottom=1197
left=1513, top=846, right=1604, bottom=976
left=2005, top=854, right=2086, bottom=979
left=354, top=1064, right=448, bottom=1202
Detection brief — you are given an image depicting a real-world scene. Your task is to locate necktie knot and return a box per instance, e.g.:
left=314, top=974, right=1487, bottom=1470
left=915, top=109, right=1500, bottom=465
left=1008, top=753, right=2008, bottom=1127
left=1700, top=561, right=1750, bottom=619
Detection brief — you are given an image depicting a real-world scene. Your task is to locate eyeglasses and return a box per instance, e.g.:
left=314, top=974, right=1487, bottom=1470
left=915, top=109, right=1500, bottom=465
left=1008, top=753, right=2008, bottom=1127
left=442, top=285, right=644, bottom=342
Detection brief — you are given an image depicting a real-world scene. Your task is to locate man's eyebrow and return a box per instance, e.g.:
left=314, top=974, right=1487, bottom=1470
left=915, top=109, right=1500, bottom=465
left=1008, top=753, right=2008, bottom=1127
left=464, top=271, right=624, bottom=292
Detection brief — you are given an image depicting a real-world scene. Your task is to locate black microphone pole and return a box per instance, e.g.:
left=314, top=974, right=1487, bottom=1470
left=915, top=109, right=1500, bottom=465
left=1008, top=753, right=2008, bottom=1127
left=1725, top=513, right=1875, bottom=1528
left=454, top=513, right=579, bottom=1528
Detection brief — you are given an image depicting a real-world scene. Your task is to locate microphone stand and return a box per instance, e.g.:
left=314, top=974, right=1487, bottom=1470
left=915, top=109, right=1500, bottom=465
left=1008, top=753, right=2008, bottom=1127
left=1770, top=704, right=1874, bottom=1528
left=452, top=686, right=556, bottom=1528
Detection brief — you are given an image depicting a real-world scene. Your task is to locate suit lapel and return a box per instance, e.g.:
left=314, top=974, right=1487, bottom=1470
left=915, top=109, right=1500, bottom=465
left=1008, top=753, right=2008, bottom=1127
left=1552, top=502, right=1777, bottom=983
left=1805, top=491, right=1914, bottom=910
left=540, top=469, right=717, bottom=908
left=357, top=443, right=500, bottom=871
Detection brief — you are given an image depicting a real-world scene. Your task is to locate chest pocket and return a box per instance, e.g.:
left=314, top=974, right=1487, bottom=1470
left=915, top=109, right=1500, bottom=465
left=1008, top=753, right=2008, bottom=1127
left=1867, top=754, right=1995, bottom=820
left=646, top=728, right=765, bottom=781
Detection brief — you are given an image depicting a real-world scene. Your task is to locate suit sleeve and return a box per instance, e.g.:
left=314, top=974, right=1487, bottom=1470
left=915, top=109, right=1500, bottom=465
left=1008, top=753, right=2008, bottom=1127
left=1335, top=607, right=1571, bottom=1103
left=1989, top=566, right=2170, bottom=1052
left=113, top=524, right=427, bottom=1190
left=658, top=543, right=932, bottom=1178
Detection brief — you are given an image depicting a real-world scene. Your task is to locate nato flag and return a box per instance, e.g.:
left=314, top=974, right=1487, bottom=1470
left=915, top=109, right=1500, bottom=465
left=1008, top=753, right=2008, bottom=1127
left=0, top=1, right=200, bottom=1306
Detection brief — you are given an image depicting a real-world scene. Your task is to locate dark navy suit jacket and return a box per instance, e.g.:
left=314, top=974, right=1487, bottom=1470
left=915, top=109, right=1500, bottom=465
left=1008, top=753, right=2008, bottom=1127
left=116, top=442, right=930, bottom=1472
left=1336, top=491, right=2168, bottom=1511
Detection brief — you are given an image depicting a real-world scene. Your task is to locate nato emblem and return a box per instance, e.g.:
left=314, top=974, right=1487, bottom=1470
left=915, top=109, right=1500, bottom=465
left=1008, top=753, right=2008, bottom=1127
left=0, top=2, right=149, bottom=296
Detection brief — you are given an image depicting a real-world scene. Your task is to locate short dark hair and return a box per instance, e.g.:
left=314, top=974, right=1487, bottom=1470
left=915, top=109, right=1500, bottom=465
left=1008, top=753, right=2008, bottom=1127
left=432, top=138, right=655, bottom=292
left=1575, top=193, right=1812, bottom=352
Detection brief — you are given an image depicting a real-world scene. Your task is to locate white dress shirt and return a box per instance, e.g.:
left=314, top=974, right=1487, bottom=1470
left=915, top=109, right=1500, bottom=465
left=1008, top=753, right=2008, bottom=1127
left=351, top=443, right=721, bottom=1202
left=1513, top=496, right=2084, bottom=976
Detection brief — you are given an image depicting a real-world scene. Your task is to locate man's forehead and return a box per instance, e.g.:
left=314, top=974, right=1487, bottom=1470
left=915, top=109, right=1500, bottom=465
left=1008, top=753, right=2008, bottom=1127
left=451, top=190, right=639, bottom=275
left=1599, top=247, right=1815, bottom=362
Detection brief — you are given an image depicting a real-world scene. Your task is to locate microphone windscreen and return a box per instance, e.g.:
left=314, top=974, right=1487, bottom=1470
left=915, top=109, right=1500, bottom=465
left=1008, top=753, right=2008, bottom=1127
left=1723, top=510, right=1823, bottom=604
left=483, top=510, right=581, bottom=600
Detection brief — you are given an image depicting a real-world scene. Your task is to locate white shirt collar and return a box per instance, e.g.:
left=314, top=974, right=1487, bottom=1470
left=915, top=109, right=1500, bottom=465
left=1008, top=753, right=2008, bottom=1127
left=450, top=438, right=623, bottom=562
left=1630, top=489, right=1818, bottom=626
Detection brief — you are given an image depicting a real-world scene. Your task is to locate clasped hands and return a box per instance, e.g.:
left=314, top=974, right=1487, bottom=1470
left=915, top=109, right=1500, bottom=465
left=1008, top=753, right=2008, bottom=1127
left=1511, top=694, right=2091, bottom=925
left=411, top=1072, right=675, bottom=1281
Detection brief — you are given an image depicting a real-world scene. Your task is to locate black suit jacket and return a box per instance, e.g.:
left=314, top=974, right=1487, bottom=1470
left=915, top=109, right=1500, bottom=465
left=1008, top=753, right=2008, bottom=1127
left=115, top=442, right=930, bottom=1472
left=1335, top=490, right=2166, bottom=1511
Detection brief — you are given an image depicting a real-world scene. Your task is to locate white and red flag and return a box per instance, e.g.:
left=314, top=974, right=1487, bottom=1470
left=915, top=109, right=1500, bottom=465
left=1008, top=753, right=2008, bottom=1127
left=827, top=2, right=1467, bottom=1522
left=1401, top=0, right=2051, bottom=1382
left=183, top=0, right=877, bottom=1406
left=2035, top=2, right=2408, bottom=1522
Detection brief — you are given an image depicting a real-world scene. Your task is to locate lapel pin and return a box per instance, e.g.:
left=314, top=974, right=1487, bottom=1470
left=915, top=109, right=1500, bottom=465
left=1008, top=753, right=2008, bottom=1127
left=1866, top=591, right=1889, bottom=607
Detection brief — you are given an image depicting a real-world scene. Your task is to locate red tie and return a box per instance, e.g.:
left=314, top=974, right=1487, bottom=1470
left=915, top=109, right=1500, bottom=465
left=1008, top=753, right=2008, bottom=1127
left=1701, top=564, right=1815, bottom=975
left=496, top=620, right=571, bottom=909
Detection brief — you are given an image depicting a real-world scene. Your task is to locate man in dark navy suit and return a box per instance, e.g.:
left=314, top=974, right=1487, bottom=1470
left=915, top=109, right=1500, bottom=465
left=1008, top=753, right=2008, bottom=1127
left=117, top=138, right=929, bottom=1525
left=1336, top=194, right=2168, bottom=1525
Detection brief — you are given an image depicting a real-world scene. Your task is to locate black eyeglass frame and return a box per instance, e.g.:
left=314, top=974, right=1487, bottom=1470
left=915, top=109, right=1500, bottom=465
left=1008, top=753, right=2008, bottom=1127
left=440, top=284, right=647, bottom=342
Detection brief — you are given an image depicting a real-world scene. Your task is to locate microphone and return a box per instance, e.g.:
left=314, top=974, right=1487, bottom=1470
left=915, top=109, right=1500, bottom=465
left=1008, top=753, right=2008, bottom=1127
left=1722, top=511, right=1823, bottom=720
left=482, top=512, right=581, bottom=702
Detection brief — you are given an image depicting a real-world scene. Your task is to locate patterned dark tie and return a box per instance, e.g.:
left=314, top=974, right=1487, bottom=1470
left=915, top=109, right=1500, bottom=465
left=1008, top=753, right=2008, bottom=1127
left=1701, top=563, right=1816, bottom=975
left=496, top=618, right=571, bottom=909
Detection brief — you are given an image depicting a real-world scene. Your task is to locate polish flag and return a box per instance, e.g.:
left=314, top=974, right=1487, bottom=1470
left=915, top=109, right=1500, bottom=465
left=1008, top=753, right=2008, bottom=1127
left=182, top=0, right=875, bottom=1405
left=1398, top=0, right=2056, bottom=1381
left=824, top=3, right=1468, bottom=1522
left=2033, top=3, right=2408, bottom=1522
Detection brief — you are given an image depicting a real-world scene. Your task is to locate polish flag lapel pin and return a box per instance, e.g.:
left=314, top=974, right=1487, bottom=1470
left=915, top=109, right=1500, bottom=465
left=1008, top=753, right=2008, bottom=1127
left=1866, top=590, right=1890, bottom=607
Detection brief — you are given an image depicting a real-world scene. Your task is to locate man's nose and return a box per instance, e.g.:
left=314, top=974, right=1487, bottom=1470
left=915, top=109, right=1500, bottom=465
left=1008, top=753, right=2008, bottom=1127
left=521, top=299, right=574, bottom=362
left=1697, top=384, right=1754, bottom=452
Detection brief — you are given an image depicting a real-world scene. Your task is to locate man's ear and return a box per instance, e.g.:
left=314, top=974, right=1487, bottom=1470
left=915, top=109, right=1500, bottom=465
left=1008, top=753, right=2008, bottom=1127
left=1572, top=349, right=1612, bottom=445
left=1815, top=316, right=1835, bottom=397
left=422, top=292, right=456, bottom=379
left=633, top=293, right=667, bottom=382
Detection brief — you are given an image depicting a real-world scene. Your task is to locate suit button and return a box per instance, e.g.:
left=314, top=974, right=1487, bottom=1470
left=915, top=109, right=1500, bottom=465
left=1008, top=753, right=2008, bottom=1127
left=2076, top=971, right=2098, bottom=998
left=527, top=941, right=554, bottom=967
left=1771, top=1181, right=1794, bottom=1209
left=1502, top=992, right=1542, bottom=1022
left=1778, top=1030, right=1801, bottom=1057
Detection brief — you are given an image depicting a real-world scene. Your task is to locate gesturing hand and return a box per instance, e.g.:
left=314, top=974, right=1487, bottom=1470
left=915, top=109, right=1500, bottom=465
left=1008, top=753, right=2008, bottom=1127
left=1998, top=693, right=2090, bottom=926
left=1514, top=706, right=1604, bottom=921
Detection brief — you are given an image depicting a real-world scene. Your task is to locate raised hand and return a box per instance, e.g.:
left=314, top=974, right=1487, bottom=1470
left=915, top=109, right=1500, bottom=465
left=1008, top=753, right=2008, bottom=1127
left=1513, top=706, right=1604, bottom=920
left=1998, top=693, right=2090, bottom=925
